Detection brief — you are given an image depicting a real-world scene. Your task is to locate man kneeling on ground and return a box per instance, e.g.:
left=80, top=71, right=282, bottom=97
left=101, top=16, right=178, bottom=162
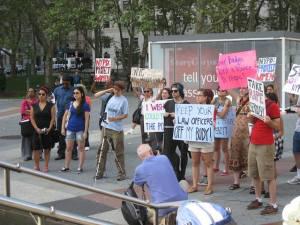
left=133, top=144, right=188, bottom=224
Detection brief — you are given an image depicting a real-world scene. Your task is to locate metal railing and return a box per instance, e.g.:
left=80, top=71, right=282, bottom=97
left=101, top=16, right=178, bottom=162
left=0, top=195, right=113, bottom=225
left=0, top=161, right=178, bottom=225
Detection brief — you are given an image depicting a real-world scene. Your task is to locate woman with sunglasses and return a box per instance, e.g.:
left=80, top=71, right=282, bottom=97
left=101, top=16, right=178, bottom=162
left=30, top=87, right=55, bottom=172
left=187, top=88, right=215, bottom=195
left=61, top=86, right=90, bottom=173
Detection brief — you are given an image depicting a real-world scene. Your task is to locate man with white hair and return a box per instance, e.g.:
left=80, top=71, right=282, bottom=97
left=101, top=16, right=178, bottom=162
left=133, top=144, right=188, bottom=222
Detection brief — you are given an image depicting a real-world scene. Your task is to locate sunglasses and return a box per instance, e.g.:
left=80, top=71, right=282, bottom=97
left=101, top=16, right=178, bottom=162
left=144, top=90, right=150, bottom=93
left=172, top=90, right=178, bottom=93
left=38, top=93, right=46, bottom=96
left=73, top=92, right=80, bottom=95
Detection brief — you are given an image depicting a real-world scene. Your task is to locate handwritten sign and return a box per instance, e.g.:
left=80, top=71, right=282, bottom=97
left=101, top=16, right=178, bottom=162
left=143, top=100, right=166, bottom=133
left=248, top=78, right=266, bottom=120
left=131, top=67, right=163, bottom=88
left=283, top=64, right=300, bottom=95
left=173, top=104, right=215, bottom=142
left=257, top=57, right=276, bottom=82
left=216, top=50, right=257, bottom=90
left=95, top=58, right=111, bottom=82
left=215, top=107, right=236, bottom=138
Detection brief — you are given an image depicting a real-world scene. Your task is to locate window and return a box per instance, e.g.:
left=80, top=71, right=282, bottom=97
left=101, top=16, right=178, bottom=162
left=122, top=38, right=129, bottom=48
left=123, top=0, right=129, bottom=10
left=103, top=36, right=111, bottom=48
left=134, top=37, right=139, bottom=48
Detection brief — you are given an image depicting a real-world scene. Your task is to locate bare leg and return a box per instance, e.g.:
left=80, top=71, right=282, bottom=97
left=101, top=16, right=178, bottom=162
left=203, top=152, right=214, bottom=190
left=44, top=149, right=50, bottom=172
left=213, top=139, right=221, bottom=170
left=64, top=140, right=74, bottom=168
left=268, top=179, right=277, bottom=204
left=191, top=152, right=201, bottom=188
left=33, top=150, right=40, bottom=170
left=233, top=171, right=240, bottom=185
left=254, top=177, right=262, bottom=199
left=78, top=140, right=85, bottom=169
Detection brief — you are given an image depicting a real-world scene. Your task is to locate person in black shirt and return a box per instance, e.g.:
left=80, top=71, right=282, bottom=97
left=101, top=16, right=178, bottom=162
left=163, top=82, right=189, bottom=181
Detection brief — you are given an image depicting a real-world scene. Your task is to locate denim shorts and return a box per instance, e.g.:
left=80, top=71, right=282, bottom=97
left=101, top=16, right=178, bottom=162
left=66, top=130, right=84, bottom=142
left=293, top=131, right=300, bottom=153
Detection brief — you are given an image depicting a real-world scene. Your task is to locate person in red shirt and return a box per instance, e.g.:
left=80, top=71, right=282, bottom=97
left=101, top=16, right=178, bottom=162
left=247, top=94, right=281, bottom=215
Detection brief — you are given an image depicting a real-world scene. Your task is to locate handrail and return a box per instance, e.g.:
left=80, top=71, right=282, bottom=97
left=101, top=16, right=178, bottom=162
left=0, top=195, right=114, bottom=225
left=0, top=161, right=178, bottom=225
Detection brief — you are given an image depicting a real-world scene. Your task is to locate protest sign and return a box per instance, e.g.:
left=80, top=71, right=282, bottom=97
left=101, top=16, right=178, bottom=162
left=130, top=67, right=164, bottom=88
left=95, top=58, right=111, bottom=82
left=216, top=50, right=257, bottom=90
left=257, top=57, right=277, bottom=82
left=215, top=107, right=236, bottom=138
left=143, top=100, right=166, bottom=133
left=173, top=104, right=215, bottom=142
left=248, top=78, right=266, bottom=119
left=283, top=64, right=300, bottom=95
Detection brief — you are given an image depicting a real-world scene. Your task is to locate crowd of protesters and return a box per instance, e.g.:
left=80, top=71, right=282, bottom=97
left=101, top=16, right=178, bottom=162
left=18, top=74, right=300, bottom=217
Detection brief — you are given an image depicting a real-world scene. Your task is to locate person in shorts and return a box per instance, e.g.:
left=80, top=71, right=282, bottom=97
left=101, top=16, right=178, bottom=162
left=61, top=86, right=90, bottom=173
left=247, top=93, right=281, bottom=215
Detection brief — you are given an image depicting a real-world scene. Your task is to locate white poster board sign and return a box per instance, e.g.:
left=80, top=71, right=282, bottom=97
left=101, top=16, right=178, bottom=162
left=143, top=100, right=166, bottom=133
left=130, top=67, right=163, bottom=88
left=173, top=104, right=215, bottom=142
left=248, top=78, right=266, bottom=120
left=283, top=64, right=300, bottom=95
left=95, top=58, right=111, bottom=82
left=257, top=57, right=276, bottom=82
left=215, top=107, right=236, bottom=138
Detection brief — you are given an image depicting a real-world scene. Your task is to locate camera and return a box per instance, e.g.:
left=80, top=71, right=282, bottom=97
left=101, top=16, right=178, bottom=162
left=41, top=128, right=48, bottom=134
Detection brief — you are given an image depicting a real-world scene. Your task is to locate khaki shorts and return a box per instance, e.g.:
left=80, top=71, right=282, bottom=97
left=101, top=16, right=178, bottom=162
left=189, top=146, right=214, bottom=153
left=248, top=143, right=275, bottom=181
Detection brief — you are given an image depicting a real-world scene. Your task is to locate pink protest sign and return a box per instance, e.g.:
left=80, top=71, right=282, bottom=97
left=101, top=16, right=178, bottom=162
left=216, top=50, right=257, bottom=90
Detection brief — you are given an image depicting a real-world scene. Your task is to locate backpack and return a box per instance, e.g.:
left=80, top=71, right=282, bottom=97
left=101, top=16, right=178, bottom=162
left=176, top=200, right=232, bottom=225
left=99, top=94, right=113, bottom=129
left=121, top=182, right=148, bottom=225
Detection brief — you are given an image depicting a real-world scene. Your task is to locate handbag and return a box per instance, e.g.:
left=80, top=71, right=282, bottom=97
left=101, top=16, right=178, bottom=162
left=19, top=119, right=34, bottom=137
left=51, top=128, right=60, bottom=143
left=132, top=101, right=142, bottom=125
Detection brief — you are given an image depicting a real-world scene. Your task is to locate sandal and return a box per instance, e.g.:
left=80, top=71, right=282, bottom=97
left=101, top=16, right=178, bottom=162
left=204, top=187, right=213, bottom=195
left=187, top=186, right=198, bottom=193
left=60, top=167, right=70, bottom=172
left=229, top=184, right=240, bottom=190
left=249, top=186, right=255, bottom=194
left=213, top=168, right=219, bottom=173
left=34, top=167, right=40, bottom=171
left=44, top=167, right=49, bottom=173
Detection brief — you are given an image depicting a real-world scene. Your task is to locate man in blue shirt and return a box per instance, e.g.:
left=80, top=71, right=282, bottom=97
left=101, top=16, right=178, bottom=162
left=133, top=144, right=188, bottom=219
left=95, top=81, right=128, bottom=181
left=53, top=75, right=74, bottom=160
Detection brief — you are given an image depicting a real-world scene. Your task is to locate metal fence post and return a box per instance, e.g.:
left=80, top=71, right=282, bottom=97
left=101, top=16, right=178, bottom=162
left=4, top=168, right=10, bottom=197
left=153, top=207, right=159, bottom=225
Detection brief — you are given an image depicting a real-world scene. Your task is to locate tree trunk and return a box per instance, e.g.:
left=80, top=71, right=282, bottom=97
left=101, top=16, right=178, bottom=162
left=44, top=42, right=54, bottom=85
left=10, top=51, right=17, bottom=77
left=139, top=33, right=148, bottom=68
left=31, top=32, right=37, bottom=76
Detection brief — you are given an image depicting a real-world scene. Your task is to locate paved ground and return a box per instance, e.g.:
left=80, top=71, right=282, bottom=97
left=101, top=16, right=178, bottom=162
left=0, top=94, right=299, bottom=225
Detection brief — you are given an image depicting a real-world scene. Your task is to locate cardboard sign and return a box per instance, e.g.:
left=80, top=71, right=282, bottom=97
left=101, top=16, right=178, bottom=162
left=283, top=64, right=300, bottom=95
left=173, top=104, right=215, bottom=142
left=248, top=78, right=266, bottom=119
left=143, top=100, right=166, bottom=133
left=257, top=57, right=276, bottom=82
left=215, top=107, right=236, bottom=138
left=216, top=50, right=257, bottom=90
left=130, top=67, right=163, bottom=88
left=95, top=58, right=111, bottom=82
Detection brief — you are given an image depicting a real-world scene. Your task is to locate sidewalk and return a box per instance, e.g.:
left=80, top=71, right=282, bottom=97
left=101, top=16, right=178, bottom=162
left=0, top=96, right=299, bottom=224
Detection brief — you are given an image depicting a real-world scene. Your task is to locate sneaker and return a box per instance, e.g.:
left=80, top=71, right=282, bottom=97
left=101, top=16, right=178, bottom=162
left=249, top=186, right=255, bottom=194
left=247, top=200, right=263, bottom=210
left=77, top=168, right=83, bottom=174
left=85, top=147, right=90, bottom=151
left=60, top=167, right=70, bottom=172
left=260, top=205, right=278, bottom=215
left=94, top=175, right=103, bottom=180
left=287, top=176, right=300, bottom=184
left=198, top=176, right=208, bottom=186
